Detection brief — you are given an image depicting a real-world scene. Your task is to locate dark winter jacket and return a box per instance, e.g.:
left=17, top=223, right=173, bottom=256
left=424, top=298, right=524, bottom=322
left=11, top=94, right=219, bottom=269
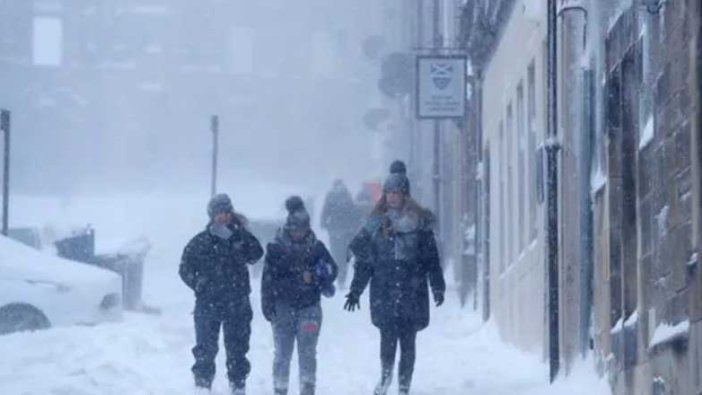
left=179, top=221, right=263, bottom=305
left=348, top=201, right=445, bottom=331
left=321, top=188, right=361, bottom=235
left=261, top=229, right=337, bottom=320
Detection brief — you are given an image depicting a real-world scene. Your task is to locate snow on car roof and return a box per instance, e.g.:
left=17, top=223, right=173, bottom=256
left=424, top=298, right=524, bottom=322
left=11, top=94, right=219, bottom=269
left=0, top=236, right=120, bottom=287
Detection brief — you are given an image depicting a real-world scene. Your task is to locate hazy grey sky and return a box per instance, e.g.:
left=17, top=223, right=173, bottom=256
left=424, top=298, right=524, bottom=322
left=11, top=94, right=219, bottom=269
left=1, top=1, right=383, bottom=197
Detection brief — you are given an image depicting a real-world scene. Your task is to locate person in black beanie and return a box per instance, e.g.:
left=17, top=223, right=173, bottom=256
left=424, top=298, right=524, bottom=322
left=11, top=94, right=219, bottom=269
left=179, top=193, right=263, bottom=395
left=389, top=160, right=407, bottom=176
left=262, top=196, right=337, bottom=395
left=345, top=172, right=445, bottom=395
left=389, top=160, right=410, bottom=196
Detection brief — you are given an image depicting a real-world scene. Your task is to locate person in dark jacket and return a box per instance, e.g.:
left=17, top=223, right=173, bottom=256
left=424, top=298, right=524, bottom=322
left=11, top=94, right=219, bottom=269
left=321, top=179, right=358, bottom=289
left=262, top=196, right=337, bottom=395
left=344, top=172, right=445, bottom=395
left=179, top=194, right=264, bottom=395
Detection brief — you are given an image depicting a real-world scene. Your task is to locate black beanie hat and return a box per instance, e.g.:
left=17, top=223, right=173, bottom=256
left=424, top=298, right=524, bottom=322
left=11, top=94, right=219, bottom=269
left=208, top=193, right=234, bottom=219
left=383, top=173, right=410, bottom=196
left=389, top=160, right=411, bottom=196
left=389, top=160, right=407, bottom=176
left=284, top=196, right=311, bottom=231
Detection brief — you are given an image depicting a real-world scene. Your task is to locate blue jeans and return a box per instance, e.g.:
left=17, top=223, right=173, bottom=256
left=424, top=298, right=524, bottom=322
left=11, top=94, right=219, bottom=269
left=272, top=302, right=322, bottom=394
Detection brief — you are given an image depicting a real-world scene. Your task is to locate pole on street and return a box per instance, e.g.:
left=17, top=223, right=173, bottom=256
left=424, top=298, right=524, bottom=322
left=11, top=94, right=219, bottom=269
left=210, top=115, right=219, bottom=197
left=432, top=0, right=442, bottom=240
left=2, top=110, right=10, bottom=236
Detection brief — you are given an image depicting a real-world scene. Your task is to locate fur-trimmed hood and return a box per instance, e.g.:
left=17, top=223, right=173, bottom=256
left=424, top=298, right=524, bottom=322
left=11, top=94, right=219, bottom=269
left=364, top=197, right=435, bottom=236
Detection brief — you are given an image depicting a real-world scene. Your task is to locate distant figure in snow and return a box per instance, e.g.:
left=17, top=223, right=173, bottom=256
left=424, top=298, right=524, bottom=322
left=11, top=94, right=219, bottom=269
left=179, top=194, right=263, bottom=395
left=261, top=196, right=337, bottom=395
left=355, top=187, right=374, bottom=223
left=320, top=179, right=358, bottom=289
left=345, top=171, right=446, bottom=395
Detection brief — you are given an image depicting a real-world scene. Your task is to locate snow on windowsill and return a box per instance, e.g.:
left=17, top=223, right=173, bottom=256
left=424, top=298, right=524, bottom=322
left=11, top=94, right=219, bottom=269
left=625, top=310, right=639, bottom=328
left=649, top=320, right=690, bottom=350
left=639, top=115, right=654, bottom=150
left=688, top=253, right=699, bottom=268
left=610, top=317, right=624, bottom=334
left=591, top=167, right=606, bottom=194
left=608, top=0, right=634, bottom=33
left=611, top=311, right=638, bottom=335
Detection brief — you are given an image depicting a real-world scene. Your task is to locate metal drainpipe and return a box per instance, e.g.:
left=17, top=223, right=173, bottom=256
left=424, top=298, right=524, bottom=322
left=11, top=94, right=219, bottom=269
left=546, top=0, right=561, bottom=383
left=432, top=0, right=443, bottom=252
left=475, top=69, right=490, bottom=322
left=558, top=1, right=594, bottom=360
left=580, top=69, right=595, bottom=357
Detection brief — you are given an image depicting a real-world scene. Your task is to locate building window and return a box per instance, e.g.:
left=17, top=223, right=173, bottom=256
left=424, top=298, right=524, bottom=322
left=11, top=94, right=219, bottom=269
left=517, top=81, right=526, bottom=252
left=527, top=60, right=538, bottom=240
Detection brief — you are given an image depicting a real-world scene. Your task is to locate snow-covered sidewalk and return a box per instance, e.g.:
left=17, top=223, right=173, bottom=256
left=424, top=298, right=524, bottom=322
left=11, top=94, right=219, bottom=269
left=0, top=195, right=611, bottom=395
left=0, top=282, right=609, bottom=395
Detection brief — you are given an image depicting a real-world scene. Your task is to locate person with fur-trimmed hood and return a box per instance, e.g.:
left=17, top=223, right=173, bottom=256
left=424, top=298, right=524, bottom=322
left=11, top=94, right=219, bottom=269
left=344, top=172, right=445, bottom=395
left=261, top=196, right=337, bottom=395
left=179, top=193, right=264, bottom=395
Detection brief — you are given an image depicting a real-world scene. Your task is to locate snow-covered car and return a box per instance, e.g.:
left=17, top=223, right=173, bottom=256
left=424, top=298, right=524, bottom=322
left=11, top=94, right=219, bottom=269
left=0, top=235, right=123, bottom=335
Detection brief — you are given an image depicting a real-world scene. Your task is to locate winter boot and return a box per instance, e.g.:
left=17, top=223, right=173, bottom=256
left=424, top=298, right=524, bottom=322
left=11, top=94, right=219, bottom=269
left=373, top=370, right=393, bottom=395
left=274, top=387, right=288, bottom=395
left=194, top=377, right=212, bottom=394
left=229, top=381, right=245, bottom=395
left=300, top=382, right=315, bottom=395
left=193, top=387, right=211, bottom=395
left=398, top=374, right=411, bottom=395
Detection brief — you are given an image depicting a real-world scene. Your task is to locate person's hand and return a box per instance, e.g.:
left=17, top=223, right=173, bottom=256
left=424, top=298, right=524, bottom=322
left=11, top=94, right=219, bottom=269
left=194, top=278, right=208, bottom=293
left=303, top=271, right=313, bottom=284
left=344, top=293, right=360, bottom=311
left=434, top=291, right=445, bottom=307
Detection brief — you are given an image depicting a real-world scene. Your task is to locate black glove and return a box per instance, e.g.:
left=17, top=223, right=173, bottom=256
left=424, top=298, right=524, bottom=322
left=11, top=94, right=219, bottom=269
left=344, top=293, right=360, bottom=312
left=433, top=291, right=445, bottom=307
left=194, top=278, right=208, bottom=294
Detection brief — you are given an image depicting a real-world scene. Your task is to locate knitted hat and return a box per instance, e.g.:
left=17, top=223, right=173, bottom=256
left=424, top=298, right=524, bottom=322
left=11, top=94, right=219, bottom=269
left=383, top=173, right=410, bottom=196
left=284, top=196, right=311, bottom=231
left=389, top=160, right=407, bottom=176
left=207, top=193, right=234, bottom=219
left=389, top=160, right=410, bottom=196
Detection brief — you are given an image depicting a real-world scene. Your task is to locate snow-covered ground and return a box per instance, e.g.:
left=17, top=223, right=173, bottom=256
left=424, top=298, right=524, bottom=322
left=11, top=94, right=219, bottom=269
left=0, top=195, right=611, bottom=395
